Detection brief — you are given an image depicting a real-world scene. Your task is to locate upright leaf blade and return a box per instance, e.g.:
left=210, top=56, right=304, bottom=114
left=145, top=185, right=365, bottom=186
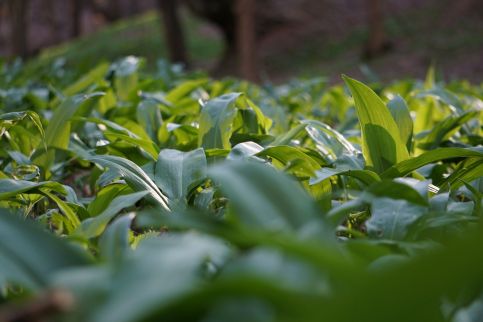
left=155, top=148, right=207, bottom=202
left=387, top=95, right=413, bottom=151
left=198, top=93, right=241, bottom=149
left=343, top=75, right=409, bottom=173
left=34, top=92, right=104, bottom=174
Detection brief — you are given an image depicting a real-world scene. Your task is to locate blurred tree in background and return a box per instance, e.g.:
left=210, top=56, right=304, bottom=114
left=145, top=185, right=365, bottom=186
left=0, top=0, right=482, bottom=81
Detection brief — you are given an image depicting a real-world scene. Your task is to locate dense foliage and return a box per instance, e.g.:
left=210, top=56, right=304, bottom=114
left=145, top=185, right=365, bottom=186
left=0, top=57, right=482, bottom=322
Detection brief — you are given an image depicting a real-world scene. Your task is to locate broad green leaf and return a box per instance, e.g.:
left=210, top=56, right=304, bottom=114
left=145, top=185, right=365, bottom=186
left=137, top=99, right=163, bottom=143
left=208, top=161, right=323, bottom=232
left=154, top=148, right=207, bottom=201
left=42, top=190, right=81, bottom=233
left=257, top=145, right=322, bottom=178
left=75, top=191, right=148, bottom=239
left=0, top=111, right=45, bottom=143
left=460, top=181, right=482, bottom=217
left=104, top=132, right=159, bottom=160
left=99, top=214, right=135, bottom=262
left=416, top=86, right=464, bottom=114
left=310, top=168, right=380, bottom=186
left=0, top=179, right=65, bottom=199
left=79, top=116, right=159, bottom=159
left=91, top=234, right=230, bottom=322
left=366, top=198, right=427, bottom=240
left=387, top=95, right=413, bottom=151
left=35, top=92, right=104, bottom=174
left=343, top=75, right=409, bottom=173
left=227, top=142, right=264, bottom=160
left=45, top=93, right=104, bottom=149
left=243, top=97, right=273, bottom=133
left=165, top=79, right=208, bottom=103
left=362, top=180, right=429, bottom=206
left=88, top=155, right=170, bottom=210
left=441, top=158, right=483, bottom=191
left=0, top=209, right=90, bottom=290
left=302, top=120, right=359, bottom=159
left=62, top=62, right=109, bottom=97
left=113, top=56, right=142, bottom=101
left=381, top=147, right=483, bottom=178
left=418, top=111, right=479, bottom=150
left=271, top=123, right=306, bottom=146
left=87, top=184, right=130, bottom=216
left=198, top=93, right=241, bottom=149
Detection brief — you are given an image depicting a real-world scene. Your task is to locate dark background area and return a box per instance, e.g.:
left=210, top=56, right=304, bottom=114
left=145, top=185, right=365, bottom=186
left=1, top=0, right=482, bottom=83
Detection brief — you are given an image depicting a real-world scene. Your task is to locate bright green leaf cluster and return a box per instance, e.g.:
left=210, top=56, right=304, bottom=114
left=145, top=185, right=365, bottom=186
left=0, top=58, right=482, bottom=322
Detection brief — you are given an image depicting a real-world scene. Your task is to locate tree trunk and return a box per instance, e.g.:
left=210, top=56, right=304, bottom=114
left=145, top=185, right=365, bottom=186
left=364, top=0, right=389, bottom=59
left=71, top=0, right=83, bottom=38
left=7, top=0, right=29, bottom=58
left=236, top=0, right=258, bottom=81
left=88, top=0, right=121, bottom=22
left=157, top=0, right=189, bottom=66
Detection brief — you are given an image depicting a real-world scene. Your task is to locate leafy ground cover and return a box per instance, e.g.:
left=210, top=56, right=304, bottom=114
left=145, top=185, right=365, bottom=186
left=0, top=57, right=482, bottom=322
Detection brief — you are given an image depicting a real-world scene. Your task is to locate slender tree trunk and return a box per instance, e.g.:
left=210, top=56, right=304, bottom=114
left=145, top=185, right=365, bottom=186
left=88, top=0, right=121, bottom=22
left=364, top=0, right=387, bottom=59
left=71, top=0, right=83, bottom=38
left=108, top=0, right=121, bottom=21
left=236, top=0, right=258, bottom=81
left=44, top=0, right=60, bottom=43
left=7, top=0, right=29, bottom=58
left=157, top=0, right=189, bottom=66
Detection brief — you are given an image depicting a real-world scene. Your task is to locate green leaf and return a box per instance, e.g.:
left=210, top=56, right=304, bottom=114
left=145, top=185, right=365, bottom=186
left=0, top=111, right=45, bottom=144
left=441, top=158, right=483, bottom=191
left=416, top=86, right=464, bottom=113
left=271, top=123, right=306, bottom=146
left=91, top=234, right=230, bottom=322
left=387, top=95, right=413, bottom=151
left=208, top=161, right=323, bottom=232
left=62, top=62, right=109, bottom=97
left=242, top=97, right=272, bottom=133
left=34, top=92, right=104, bottom=174
left=154, top=148, right=207, bottom=202
left=343, top=75, right=409, bottom=173
left=302, top=120, right=359, bottom=159
left=137, top=99, right=163, bottom=143
left=165, top=79, right=208, bottom=104
left=42, top=190, right=81, bottom=233
left=112, top=56, right=142, bottom=101
left=227, top=142, right=264, bottom=161
left=257, top=145, right=323, bottom=178
left=45, top=93, right=104, bottom=150
left=198, top=93, right=241, bottom=149
left=362, top=180, right=429, bottom=206
left=75, top=191, right=148, bottom=239
left=366, top=198, right=427, bottom=240
left=381, top=147, right=483, bottom=179
left=0, top=209, right=90, bottom=290
left=0, top=179, right=65, bottom=199
left=310, top=168, right=380, bottom=186
left=418, top=111, right=479, bottom=150
left=87, top=184, right=130, bottom=216
left=99, top=214, right=135, bottom=262
left=79, top=116, right=159, bottom=160
left=88, top=155, right=170, bottom=210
